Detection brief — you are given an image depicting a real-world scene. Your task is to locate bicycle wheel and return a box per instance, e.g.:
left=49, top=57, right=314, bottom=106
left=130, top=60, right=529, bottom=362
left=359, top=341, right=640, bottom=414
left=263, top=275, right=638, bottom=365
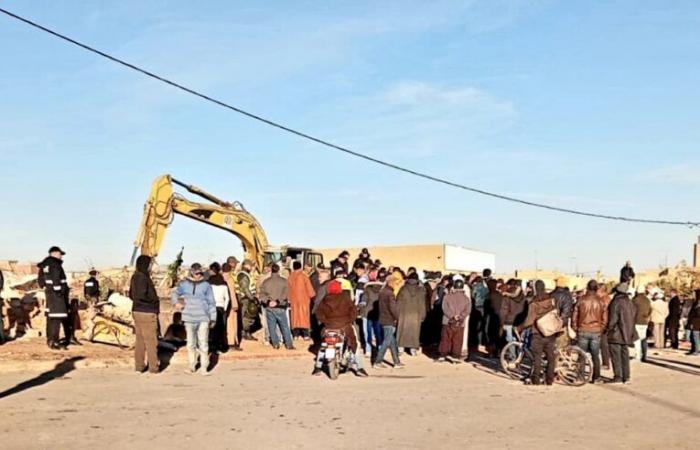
left=500, top=342, right=533, bottom=380
left=557, top=345, right=592, bottom=386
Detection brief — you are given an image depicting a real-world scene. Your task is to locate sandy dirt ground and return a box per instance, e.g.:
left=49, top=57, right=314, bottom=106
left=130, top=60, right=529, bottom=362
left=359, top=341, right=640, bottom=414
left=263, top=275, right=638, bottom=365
left=0, top=341, right=699, bottom=450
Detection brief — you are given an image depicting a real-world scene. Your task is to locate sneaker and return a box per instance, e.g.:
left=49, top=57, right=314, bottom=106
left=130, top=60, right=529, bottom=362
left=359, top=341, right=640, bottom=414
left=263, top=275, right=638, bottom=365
left=372, top=363, right=388, bottom=369
left=201, top=369, right=211, bottom=377
left=607, top=378, right=623, bottom=384
left=623, top=380, right=632, bottom=385
left=286, top=346, right=296, bottom=351
left=184, top=366, right=196, bottom=375
left=272, top=344, right=280, bottom=350
left=393, top=362, right=405, bottom=369
left=311, top=367, right=323, bottom=376
left=436, top=357, right=447, bottom=363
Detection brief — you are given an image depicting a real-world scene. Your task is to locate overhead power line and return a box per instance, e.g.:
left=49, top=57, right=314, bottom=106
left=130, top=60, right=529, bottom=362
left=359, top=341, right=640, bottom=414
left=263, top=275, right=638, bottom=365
left=1, top=7, right=698, bottom=228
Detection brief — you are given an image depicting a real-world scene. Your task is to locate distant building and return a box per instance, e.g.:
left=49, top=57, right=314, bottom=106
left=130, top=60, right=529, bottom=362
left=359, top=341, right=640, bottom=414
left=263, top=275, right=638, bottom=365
left=319, top=244, right=495, bottom=274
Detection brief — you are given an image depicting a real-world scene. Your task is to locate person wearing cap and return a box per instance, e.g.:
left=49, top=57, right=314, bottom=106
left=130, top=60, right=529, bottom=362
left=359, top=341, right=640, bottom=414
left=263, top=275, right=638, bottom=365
left=572, top=280, right=608, bottom=383
left=649, top=289, right=669, bottom=349
left=607, top=283, right=638, bottom=384
left=38, top=246, right=70, bottom=350
left=330, top=251, right=350, bottom=278
left=236, top=259, right=259, bottom=341
left=83, top=270, right=100, bottom=305
left=226, top=256, right=240, bottom=272
left=172, top=263, right=216, bottom=375
left=352, top=248, right=372, bottom=269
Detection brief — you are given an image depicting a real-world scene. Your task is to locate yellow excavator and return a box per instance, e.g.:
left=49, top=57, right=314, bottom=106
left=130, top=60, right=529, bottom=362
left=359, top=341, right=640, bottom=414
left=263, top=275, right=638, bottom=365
left=130, top=174, right=323, bottom=271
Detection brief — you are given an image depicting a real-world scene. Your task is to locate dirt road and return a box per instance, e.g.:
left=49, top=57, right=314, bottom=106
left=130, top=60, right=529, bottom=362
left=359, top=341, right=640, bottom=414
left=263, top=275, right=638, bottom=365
left=0, top=349, right=698, bottom=449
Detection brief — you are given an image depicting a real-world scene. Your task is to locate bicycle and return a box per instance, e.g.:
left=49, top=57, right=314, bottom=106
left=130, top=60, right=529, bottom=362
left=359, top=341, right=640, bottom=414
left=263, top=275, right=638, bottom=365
left=500, top=329, right=593, bottom=386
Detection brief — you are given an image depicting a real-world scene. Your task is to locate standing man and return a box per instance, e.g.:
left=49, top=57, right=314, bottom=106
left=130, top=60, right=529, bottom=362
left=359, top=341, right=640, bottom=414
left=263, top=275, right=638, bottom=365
left=551, top=277, right=574, bottom=349
left=688, top=290, right=700, bottom=356
left=468, top=276, right=488, bottom=356
left=607, top=283, right=638, bottom=384
left=221, top=262, right=241, bottom=351
left=572, top=280, right=608, bottom=383
left=130, top=255, right=161, bottom=374
left=438, top=279, right=471, bottom=363
left=597, top=284, right=613, bottom=370
left=650, top=290, right=669, bottom=349
left=666, top=290, right=682, bottom=350
left=373, top=276, right=403, bottom=369
left=330, top=251, right=350, bottom=277
left=259, top=264, right=295, bottom=350
left=632, top=285, right=652, bottom=362
left=517, top=280, right=558, bottom=386
left=0, top=268, right=5, bottom=344
left=256, top=263, right=274, bottom=345
left=397, top=272, right=427, bottom=356
left=288, top=261, right=315, bottom=340
left=38, top=246, right=70, bottom=350
left=236, top=259, right=259, bottom=341
left=620, top=261, right=636, bottom=285
left=172, top=263, right=216, bottom=375
left=83, top=269, right=100, bottom=305
left=353, top=248, right=372, bottom=268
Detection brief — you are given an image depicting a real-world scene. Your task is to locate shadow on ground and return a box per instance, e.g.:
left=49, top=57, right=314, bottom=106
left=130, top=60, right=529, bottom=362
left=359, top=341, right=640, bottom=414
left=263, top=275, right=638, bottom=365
left=0, top=356, right=85, bottom=399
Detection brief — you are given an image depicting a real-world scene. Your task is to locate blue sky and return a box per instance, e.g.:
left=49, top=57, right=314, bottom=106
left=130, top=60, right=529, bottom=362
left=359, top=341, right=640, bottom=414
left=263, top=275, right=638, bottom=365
left=1, top=0, right=699, bottom=274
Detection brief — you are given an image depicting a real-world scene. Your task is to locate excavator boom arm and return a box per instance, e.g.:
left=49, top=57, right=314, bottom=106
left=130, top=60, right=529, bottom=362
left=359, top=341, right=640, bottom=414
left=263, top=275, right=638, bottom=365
left=132, top=175, right=269, bottom=270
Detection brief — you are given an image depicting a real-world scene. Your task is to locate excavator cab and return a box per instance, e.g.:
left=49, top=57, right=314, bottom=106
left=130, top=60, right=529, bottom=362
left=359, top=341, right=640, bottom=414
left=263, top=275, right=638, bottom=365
left=264, top=247, right=324, bottom=269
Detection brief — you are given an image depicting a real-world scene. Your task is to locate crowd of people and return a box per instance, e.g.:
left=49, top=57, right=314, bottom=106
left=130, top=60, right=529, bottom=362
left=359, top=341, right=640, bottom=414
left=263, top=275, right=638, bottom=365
left=13, top=246, right=700, bottom=383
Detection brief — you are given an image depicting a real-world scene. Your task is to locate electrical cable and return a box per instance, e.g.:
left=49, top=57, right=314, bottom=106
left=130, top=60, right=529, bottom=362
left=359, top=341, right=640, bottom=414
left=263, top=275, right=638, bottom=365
left=1, top=7, right=697, bottom=228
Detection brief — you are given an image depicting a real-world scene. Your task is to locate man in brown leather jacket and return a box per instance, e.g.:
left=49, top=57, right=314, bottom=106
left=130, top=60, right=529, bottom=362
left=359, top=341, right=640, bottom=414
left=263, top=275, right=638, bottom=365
left=572, top=280, right=608, bottom=382
left=517, top=280, right=558, bottom=385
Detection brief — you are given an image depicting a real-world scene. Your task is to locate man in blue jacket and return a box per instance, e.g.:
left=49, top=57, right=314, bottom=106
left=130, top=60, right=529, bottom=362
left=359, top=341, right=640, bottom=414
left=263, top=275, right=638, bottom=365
left=172, top=263, right=216, bottom=375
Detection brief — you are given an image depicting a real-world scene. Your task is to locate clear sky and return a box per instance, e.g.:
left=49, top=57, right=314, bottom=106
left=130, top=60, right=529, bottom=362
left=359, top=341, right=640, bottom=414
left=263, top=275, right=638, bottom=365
left=1, top=1, right=699, bottom=274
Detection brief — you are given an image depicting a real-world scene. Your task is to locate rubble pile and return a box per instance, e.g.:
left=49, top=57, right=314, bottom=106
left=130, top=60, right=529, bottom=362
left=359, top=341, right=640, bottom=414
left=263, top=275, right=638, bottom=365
left=656, top=264, right=700, bottom=298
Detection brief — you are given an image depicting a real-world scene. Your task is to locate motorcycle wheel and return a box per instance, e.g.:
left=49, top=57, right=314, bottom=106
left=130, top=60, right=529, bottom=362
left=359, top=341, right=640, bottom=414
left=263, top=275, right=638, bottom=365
left=328, top=358, right=339, bottom=380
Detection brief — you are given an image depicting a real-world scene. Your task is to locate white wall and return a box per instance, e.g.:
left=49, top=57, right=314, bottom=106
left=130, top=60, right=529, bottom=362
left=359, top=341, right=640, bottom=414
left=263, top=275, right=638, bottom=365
left=444, top=245, right=496, bottom=273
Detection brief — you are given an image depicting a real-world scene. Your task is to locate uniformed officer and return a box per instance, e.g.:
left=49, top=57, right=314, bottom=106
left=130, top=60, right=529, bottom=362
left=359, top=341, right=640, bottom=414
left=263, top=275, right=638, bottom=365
left=38, top=246, right=69, bottom=350
left=236, top=259, right=259, bottom=341
left=84, top=269, right=100, bottom=304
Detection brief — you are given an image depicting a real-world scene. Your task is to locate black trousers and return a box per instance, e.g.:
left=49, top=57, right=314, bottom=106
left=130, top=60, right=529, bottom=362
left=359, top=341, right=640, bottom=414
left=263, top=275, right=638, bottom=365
left=610, top=343, right=630, bottom=382
left=667, top=321, right=680, bottom=349
left=468, top=309, right=486, bottom=351
left=211, top=307, right=228, bottom=351
left=531, top=333, right=557, bottom=385
left=47, top=317, right=63, bottom=344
